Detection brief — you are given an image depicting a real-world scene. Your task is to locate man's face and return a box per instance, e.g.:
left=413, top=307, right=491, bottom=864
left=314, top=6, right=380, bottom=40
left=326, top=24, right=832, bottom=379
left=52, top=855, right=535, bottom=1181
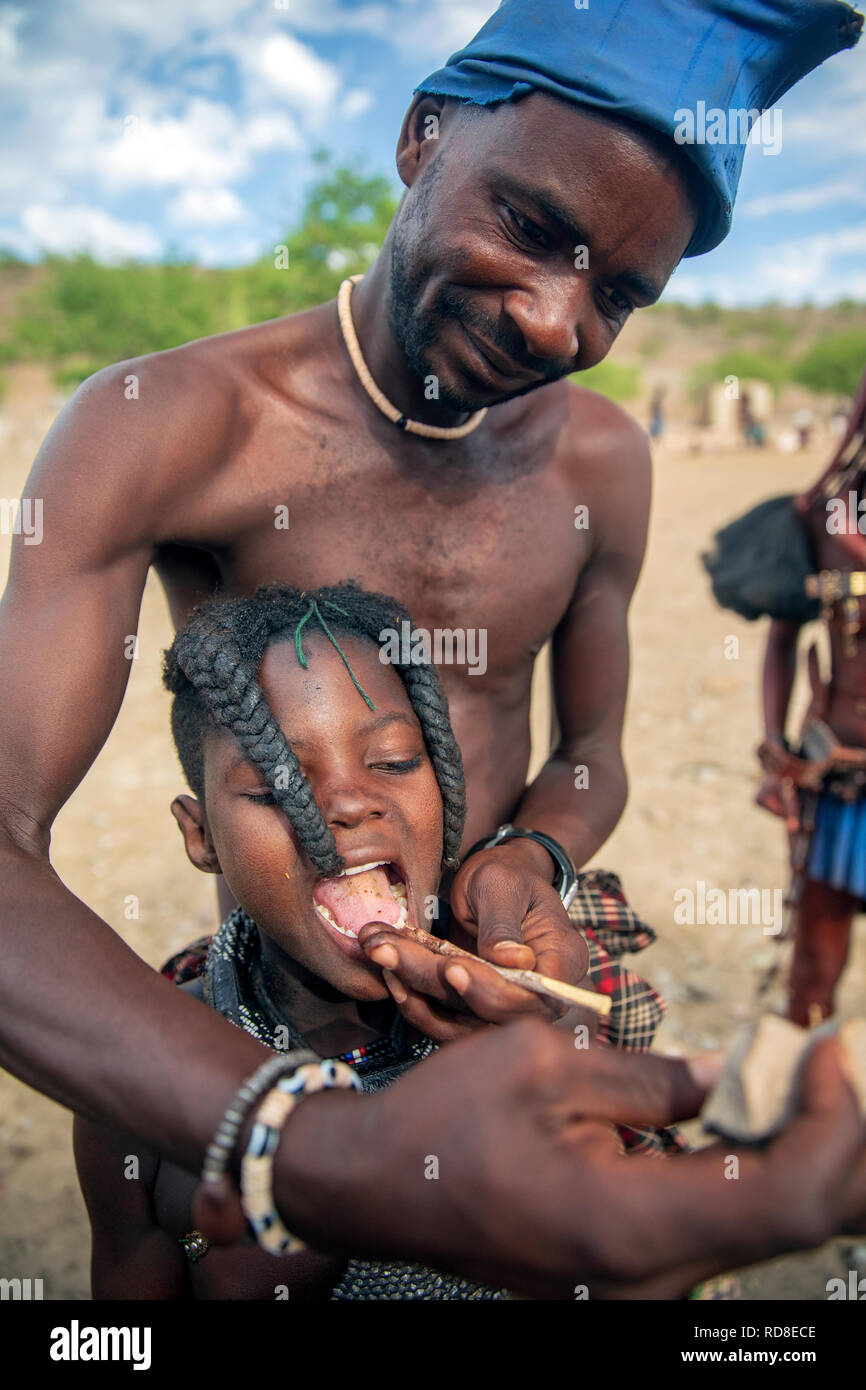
left=390, top=92, right=699, bottom=413
left=195, top=635, right=444, bottom=1002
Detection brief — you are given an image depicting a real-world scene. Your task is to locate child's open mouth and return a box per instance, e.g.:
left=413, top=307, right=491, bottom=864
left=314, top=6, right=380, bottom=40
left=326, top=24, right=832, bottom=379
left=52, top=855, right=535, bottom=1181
left=312, top=861, right=408, bottom=940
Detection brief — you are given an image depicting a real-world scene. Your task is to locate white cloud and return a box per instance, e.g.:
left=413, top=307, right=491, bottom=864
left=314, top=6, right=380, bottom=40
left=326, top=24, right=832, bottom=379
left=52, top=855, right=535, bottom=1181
left=670, top=221, right=866, bottom=306
left=0, top=6, right=26, bottom=64
left=189, top=232, right=265, bottom=267
left=386, top=0, right=491, bottom=58
left=756, top=222, right=866, bottom=299
left=21, top=204, right=161, bottom=261
left=244, top=111, right=303, bottom=152
left=77, top=0, right=249, bottom=44
left=280, top=0, right=489, bottom=56
left=248, top=33, right=340, bottom=112
left=0, top=1, right=351, bottom=256
left=742, top=179, right=866, bottom=218
left=95, top=101, right=246, bottom=188
left=93, top=99, right=300, bottom=191
left=168, top=187, right=247, bottom=225
left=341, top=89, right=374, bottom=120
left=783, top=72, right=866, bottom=155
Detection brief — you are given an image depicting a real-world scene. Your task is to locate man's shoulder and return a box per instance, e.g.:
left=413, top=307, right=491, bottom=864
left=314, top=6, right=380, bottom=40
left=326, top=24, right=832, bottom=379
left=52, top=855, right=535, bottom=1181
left=561, top=378, right=650, bottom=469
left=544, top=379, right=651, bottom=551
left=517, top=375, right=648, bottom=462
left=75, top=300, right=333, bottom=430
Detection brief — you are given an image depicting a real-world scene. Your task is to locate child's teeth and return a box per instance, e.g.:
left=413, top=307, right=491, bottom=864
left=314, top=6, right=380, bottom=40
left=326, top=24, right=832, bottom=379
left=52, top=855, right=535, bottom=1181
left=343, top=860, right=387, bottom=876
left=314, top=902, right=357, bottom=938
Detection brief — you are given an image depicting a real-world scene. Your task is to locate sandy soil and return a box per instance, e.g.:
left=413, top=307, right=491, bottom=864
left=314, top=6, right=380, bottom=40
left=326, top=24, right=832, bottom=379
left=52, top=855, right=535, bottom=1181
left=0, top=364, right=863, bottom=1299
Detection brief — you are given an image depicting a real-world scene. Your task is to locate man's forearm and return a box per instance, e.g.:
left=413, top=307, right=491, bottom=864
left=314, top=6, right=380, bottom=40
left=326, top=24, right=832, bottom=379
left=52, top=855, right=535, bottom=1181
left=504, top=749, right=627, bottom=873
left=0, top=834, right=267, bottom=1171
left=762, top=621, right=799, bottom=740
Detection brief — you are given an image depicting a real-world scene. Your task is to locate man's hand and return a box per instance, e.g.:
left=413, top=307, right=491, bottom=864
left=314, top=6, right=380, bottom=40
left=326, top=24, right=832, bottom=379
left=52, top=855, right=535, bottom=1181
left=275, top=1021, right=866, bottom=1299
left=449, top=841, right=587, bottom=975
left=755, top=770, right=801, bottom=833
left=358, top=841, right=589, bottom=1041
left=274, top=1019, right=717, bottom=1297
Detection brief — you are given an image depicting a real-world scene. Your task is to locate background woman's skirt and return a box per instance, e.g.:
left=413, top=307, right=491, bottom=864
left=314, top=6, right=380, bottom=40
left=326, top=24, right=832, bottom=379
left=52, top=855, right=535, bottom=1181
left=808, top=792, right=866, bottom=902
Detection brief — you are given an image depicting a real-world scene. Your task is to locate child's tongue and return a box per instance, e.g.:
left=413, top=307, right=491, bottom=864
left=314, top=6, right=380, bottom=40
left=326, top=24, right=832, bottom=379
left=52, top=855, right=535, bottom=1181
left=313, top=866, right=401, bottom=937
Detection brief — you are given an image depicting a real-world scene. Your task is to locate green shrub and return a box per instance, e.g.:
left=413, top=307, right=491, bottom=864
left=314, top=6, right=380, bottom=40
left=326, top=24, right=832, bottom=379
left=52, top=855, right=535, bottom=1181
left=571, top=360, right=642, bottom=402
left=4, top=156, right=399, bottom=371
left=687, top=349, right=790, bottom=399
left=792, top=331, right=866, bottom=397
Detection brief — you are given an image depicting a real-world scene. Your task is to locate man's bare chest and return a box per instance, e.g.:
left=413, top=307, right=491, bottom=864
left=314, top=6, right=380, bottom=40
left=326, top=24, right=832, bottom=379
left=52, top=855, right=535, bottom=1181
left=161, top=419, right=589, bottom=670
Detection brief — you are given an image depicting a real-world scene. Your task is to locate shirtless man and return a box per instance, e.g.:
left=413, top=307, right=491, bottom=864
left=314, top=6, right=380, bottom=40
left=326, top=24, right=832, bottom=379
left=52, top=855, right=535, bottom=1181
left=760, top=371, right=866, bottom=1025
left=2, top=0, right=865, bottom=1296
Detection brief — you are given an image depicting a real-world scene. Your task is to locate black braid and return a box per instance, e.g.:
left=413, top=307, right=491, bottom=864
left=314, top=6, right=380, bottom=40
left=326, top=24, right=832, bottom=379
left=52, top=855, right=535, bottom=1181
left=163, top=581, right=467, bottom=876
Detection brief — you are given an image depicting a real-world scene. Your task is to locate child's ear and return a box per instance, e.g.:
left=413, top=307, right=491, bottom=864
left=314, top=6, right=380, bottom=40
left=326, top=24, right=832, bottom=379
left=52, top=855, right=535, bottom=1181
left=171, top=795, right=221, bottom=874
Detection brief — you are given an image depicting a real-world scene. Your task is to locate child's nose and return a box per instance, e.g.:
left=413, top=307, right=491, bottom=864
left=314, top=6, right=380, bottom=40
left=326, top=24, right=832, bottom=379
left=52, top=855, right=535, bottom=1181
left=317, top=778, right=387, bottom=830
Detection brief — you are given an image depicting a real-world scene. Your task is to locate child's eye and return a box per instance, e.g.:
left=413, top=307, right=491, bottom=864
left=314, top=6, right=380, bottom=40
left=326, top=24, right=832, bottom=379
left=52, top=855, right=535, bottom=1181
left=371, top=756, right=422, bottom=773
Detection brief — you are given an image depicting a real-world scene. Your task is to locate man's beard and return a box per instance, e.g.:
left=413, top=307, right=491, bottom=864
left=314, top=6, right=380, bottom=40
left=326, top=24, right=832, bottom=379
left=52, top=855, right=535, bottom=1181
left=388, top=222, right=565, bottom=415
left=388, top=231, right=479, bottom=414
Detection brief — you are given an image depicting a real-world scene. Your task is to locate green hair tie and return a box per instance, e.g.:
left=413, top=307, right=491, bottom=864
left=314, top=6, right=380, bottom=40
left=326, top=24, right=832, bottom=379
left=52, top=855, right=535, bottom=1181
left=293, top=599, right=376, bottom=710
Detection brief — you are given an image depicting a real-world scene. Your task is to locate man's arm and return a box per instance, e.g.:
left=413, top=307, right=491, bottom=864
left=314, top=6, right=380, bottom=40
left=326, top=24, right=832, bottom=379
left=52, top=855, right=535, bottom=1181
left=756, top=618, right=803, bottom=829
left=507, top=404, right=651, bottom=870
left=762, top=618, right=801, bottom=743
left=442, top=400, right=648, bottom=963
left=276, top=1020, right=866, bottom=1299
left=0, top=353, right=271, bottom=1159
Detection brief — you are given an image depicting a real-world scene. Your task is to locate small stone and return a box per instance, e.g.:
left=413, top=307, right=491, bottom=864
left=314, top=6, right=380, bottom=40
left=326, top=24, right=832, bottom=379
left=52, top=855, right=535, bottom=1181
left=702, top=1015, right=866, bottom=1144
left=701, top=1015, right=811, bottom=1143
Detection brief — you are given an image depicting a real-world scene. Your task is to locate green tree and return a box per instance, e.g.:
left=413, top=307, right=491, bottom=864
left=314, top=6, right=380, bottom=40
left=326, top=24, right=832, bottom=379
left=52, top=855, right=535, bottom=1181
left=234, top=152, right=399, bottom=323
left=570, top=360, right=642, bottom=403
left=793, top=331, right=866, bottom=397
left=2, top=156, right=400, bottom=386
left=687, top=348, right=790, bottom=399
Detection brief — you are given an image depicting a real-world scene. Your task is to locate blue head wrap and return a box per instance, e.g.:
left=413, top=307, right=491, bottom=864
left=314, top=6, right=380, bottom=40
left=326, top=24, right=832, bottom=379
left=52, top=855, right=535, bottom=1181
left=415, top=0, right=862, bottom=256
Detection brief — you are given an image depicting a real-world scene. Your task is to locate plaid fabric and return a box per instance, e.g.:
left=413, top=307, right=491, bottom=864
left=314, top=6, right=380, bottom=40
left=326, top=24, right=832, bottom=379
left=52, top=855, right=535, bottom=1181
left=161, top=935, right=211, bottom=985
left=570, top=869, right=686, bottom=1156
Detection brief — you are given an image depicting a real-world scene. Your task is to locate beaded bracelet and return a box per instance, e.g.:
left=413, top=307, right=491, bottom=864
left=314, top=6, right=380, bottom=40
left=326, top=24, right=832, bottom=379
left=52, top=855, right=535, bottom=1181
left=241, top=1058, right=361, bottom=1256
left=200, top=1049, right=318, bottom=1187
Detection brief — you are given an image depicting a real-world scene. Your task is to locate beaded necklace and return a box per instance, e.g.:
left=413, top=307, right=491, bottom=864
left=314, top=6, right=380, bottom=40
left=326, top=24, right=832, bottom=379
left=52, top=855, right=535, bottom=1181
left=337, top=275, right=488, bottom=441
left=203, top=907, right=436, bottom=1086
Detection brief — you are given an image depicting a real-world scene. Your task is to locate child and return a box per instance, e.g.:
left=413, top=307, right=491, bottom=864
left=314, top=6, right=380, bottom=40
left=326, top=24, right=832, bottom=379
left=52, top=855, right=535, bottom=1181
left=74, top=581, right=509, bottom=1299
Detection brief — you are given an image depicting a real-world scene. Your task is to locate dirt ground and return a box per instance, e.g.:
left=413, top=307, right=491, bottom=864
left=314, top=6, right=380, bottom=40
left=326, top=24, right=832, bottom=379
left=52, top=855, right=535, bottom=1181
left=1, top=364, right=864, bottom=1300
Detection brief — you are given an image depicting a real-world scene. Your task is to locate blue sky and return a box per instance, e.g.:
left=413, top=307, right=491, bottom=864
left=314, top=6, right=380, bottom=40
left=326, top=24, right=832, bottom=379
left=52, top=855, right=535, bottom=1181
left=1, top=0, right=865, bottom=305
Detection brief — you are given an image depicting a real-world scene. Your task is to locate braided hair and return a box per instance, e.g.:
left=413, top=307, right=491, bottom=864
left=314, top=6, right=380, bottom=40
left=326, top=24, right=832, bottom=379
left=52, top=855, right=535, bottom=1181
left=162, top=582, right=466, bottom=878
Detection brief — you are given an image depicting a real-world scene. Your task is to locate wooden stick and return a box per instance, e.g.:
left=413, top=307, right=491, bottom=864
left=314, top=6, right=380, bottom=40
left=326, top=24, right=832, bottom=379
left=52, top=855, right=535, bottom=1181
left=388, top=919, right=611, bottom=1017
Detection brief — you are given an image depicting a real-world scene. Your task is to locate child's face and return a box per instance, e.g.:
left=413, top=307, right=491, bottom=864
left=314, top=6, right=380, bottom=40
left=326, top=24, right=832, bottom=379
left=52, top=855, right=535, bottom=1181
left=174, top=634, right=445, bottom=1000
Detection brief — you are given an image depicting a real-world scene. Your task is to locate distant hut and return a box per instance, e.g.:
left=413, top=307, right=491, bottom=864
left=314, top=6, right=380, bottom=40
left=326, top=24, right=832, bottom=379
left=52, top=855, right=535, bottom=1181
left=704, top=378, right=773, bottom=438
